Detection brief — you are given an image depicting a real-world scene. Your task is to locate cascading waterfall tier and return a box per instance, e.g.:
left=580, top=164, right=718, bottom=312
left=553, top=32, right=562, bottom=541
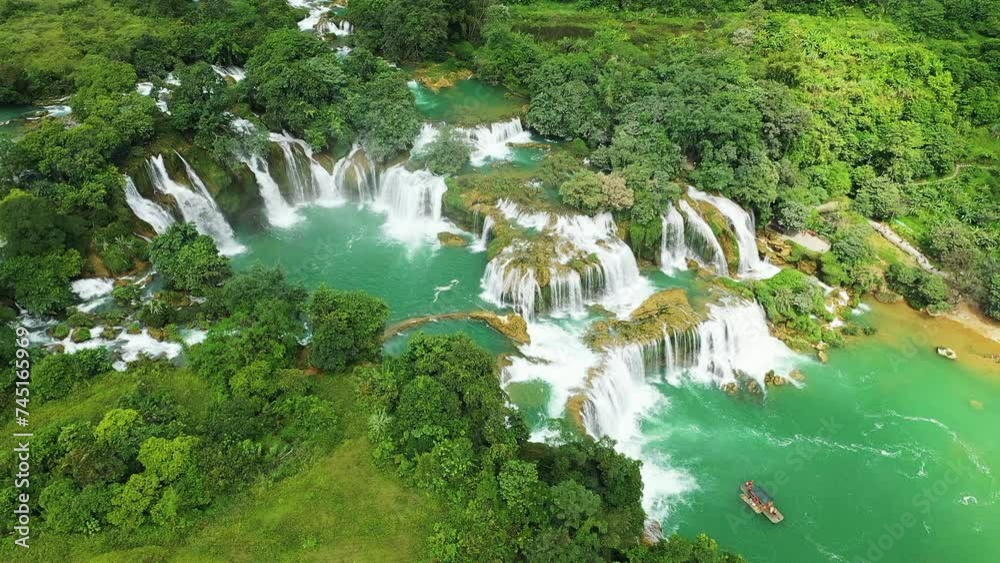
left=686, top=186, right=779, bottom=279
left=124, top=176, right=175, bottom=235
left=332, top=145, right=378, bottom=202
left=412, top=119, right=533, bottom=168
left=659, top=205, right=687, bottom=274
left=289, top=0, right=351, bottom=36
left=466, top=118, right=532, bottom=166
left=481, top=201, right=652, bottom=319
left=374, top=165, right=450, bottom=244
left=240, top=152, right=302, bottom=228
left=269, top=132, right=341, bottom=206
left=211, top=65, right=245, bottom=82
left=660, top=187, right=777, bottom=279
left=577, top=298, right=798, bottom=522
left=471, top=214, right=495, bottom=253
left=676, top=199, right=729, bottom=277
left=145, top=155, right=245, bottom=255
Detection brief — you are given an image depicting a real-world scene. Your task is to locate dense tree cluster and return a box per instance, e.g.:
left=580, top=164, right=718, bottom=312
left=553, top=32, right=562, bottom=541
left=0, top=248, right=391, bottom=539
left=360, top=333, right=745, bottom=562
left=464, top=1, right=997, bottom=317
left=244, top=31, right=420, bottom=158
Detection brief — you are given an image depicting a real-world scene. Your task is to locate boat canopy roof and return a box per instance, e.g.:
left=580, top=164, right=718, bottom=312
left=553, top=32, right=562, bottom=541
left=752, top=486, right=774, bottom=504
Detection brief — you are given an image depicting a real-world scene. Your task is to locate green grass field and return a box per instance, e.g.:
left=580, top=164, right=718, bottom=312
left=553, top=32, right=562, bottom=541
left=0, top=372, right=439, bottom=562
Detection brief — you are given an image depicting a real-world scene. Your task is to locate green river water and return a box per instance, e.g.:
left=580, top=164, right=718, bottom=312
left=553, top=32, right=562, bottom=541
left=228, top=80, right=999, bottom=563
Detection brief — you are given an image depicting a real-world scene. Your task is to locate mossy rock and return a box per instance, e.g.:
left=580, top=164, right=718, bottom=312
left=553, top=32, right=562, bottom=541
left=52, top=323, right=70, bottom=340
left=690, top=198, right=740, bottom=274
left=415, top=65, right=474, bottom=91
left=437, top=232, right=469, bottom=247
left=71, top=328, right=92, bottom=343
left=67, top=311, right=95, bottom=328
left=471, top=312, right=530, bottom=344
left=586, top=288, right=705, bottom=349
left=127, top=322, right=142, bottom=335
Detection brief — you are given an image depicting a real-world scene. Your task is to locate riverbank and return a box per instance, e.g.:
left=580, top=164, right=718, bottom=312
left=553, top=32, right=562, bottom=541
left=871, top=300, right=1000, bottom=376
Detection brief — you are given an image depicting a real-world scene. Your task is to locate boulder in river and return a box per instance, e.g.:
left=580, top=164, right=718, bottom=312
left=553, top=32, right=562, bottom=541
left=437, top=231, right=468, bottom=247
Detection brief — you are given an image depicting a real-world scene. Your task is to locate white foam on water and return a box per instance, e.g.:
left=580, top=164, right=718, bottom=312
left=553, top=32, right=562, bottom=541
left=503, top=320, right=600, bottom=437
left=118, top=330, right=183, bottom=364
left=71, top=278, right=115, bottom=301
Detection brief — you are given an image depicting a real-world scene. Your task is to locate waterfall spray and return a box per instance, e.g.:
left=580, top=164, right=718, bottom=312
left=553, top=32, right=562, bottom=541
left=146, top=155, right=245, bottom=255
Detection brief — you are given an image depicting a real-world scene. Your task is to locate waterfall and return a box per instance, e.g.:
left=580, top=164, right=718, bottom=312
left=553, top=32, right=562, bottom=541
left=496, top=198, right=553, bottom=231
left=550, top=213, right=652, bottom=317
left=239, top=153, right=302, bottom=228
left=581, top=345, right=660, bottom=439
left=648, top=300, right=798, bottom=388
left=124, top=176, right=175, bottom=235
left=413, top=119, right=532, bottom=168
left=289, top=0, right=349, bottom=35
left=482, top=244, right=542, bottom=318
left=677, top=200, right=729, bottom=276
left=146, top=155, right=245, bottom=255
left=374, top=165, right=449, bottom=244
left=411, top=123, right=440, bottom=156
left=481, top=207, right=651, bottom=319
left=332, top=145, right=378, bottom=202
left=659, top=205, right=687, bottom=274
left=318, top=19, right=352, bottom=36
left=268, top=132, right=341, bottom=206
left=211, top=65, right=245, bottom=82
left=466, top=118, right=532, bottom=166
left=687, top=187, right=779, bottom=278
left=471, top=214, right=495, bottom=253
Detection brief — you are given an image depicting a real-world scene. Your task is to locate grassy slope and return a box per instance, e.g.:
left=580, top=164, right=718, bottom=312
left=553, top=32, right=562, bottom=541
left=0, top=372, right=438, bottom=562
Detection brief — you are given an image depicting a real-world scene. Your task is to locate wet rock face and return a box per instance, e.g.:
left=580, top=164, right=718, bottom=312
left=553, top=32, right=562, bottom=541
left=437, top=231, right=468, bottom=247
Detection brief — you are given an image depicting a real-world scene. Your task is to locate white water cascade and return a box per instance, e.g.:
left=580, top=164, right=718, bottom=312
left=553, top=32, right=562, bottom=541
left=124, top=176, right=175, bottom=235
left=687, top=187, right=779, bottom=278
left=466, top=118, right=532, bottom=166
left=577, top=299, right=799, bottom=521
left=240, top=153, right=303, bottom=228
left=146, top=155, right=245, bottom=255
left=269, top=132, right=341, bottom=206
left=414, top=119, right=533, bottom=168
left=211, top=65, right=246, bottom=82
left=332, top=145, right=378, bottom=202
left=318, top=19, right=352, bottom=36
left=481, top=203, right=652, bottom=319
left=482, top=243, right=543, bottom=318
left=659, top=205, right=687, bottom=274
left=551, top=213, right=652, bottom=317
left=289, top=0, right=350, bottom=36
left=471, top=214, right=495, bottom=252
left=677, top=199, right=729, bottom=277
left=374, top=165, right=450, bottom=244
